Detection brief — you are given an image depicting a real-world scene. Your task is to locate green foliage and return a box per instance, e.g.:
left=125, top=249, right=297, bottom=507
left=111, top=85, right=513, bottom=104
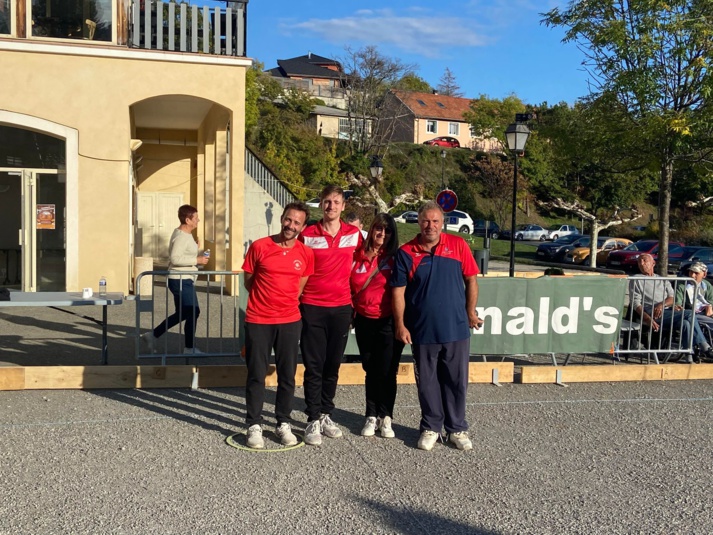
left=464, top=94, right=527, bottom=144
left=395, top=73, right=432, bottom=93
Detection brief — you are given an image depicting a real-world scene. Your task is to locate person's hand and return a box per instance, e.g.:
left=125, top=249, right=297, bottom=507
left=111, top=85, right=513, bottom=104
left=469, top=311, right=484, bottom=330
left=653, top=303, right=664, bottom=319
left=650, top=319, right=660, bottom=332
left=395, top=325, right=412, bottom=345
left=197, top=255, right=209, bottom=265
left=706, top=305, right=713, bottom=317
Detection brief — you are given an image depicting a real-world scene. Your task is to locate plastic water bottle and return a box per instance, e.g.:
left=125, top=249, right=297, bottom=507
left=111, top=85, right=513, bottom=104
left=99, top=276, right=107, bottom=297
left=203, top=249, right=211, bottom=259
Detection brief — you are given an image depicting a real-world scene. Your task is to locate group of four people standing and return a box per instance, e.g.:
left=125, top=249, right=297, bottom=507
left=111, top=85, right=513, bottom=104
left=239, top=185, right=484, bottom=450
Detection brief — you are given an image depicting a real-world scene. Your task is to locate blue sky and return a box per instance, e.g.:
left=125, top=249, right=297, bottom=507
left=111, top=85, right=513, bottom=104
left=245, top=0, right=591, bottom=105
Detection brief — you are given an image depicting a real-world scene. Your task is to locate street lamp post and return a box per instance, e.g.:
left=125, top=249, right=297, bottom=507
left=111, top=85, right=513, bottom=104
left=505, top=121, right=530, bottom=277
left=440, top=149, right=446, bottom=191
left=369, top=155, right=383, bottom=215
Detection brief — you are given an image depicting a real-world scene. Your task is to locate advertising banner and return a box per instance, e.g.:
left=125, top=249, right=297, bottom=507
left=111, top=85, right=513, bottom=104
left=471, top=276, right=627, bottom=354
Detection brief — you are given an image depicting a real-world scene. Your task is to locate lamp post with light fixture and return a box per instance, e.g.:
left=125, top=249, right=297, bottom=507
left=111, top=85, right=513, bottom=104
left=505, top=120, right=530, bottom=277
left=369, top=155, right=383, bottom=215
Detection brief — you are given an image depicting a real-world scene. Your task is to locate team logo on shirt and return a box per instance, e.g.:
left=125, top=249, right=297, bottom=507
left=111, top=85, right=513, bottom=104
left=293, top=260, right=303, bottom=270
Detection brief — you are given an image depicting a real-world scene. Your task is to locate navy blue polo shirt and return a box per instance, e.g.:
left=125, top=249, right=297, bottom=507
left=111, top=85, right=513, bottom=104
left=391, top=233, right=478, bottom=344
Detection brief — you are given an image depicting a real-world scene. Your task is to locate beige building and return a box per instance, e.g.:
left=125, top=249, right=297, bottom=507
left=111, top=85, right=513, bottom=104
left=384, top=90, right=501, bottom=152
left=0, top=0, right=255, bottom=294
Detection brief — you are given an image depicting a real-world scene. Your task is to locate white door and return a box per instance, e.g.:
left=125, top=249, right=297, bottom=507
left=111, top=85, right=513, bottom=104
left=136, top=192, right=183, bottom=260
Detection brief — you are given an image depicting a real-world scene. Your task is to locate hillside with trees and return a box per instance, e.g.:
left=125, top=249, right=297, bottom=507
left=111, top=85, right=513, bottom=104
left=246, top=37, right=713, bottom=263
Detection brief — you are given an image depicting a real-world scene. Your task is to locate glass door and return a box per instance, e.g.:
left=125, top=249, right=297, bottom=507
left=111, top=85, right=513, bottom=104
left=0, top=169, right=65, bottom=291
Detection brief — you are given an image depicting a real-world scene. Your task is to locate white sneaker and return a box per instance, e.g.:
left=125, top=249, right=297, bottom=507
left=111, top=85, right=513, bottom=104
left=276, top=423, right=298, bottom=446
left=183, top=347, right=204, bottom=355
left=449, top=431, right=473, bottom=451
left=246, top=424, right=264, bottom=449
left=378, top=416, right=395, bottom=439
left=140, top=332, right=156, bottom=353
left=361, top=417, right=377, bottom=437
left=319, top=414, right=343, bottom=438
left=417, top=430, right=440, bottom=451
left=304, top=420, right=322, bottom=446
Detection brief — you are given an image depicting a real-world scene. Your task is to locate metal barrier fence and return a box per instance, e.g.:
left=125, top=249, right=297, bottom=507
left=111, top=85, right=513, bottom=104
left=135, top=271, right=243, bottom=365
left=617, top=275, right=707, bottom=364
left=134, top=271, right=710, bottom=367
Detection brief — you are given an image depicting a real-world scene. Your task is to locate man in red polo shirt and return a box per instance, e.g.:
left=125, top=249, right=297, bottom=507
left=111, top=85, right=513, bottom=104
left=299, top=185, right=363, bottom=446
left=242, top=202, right=314, bottom=449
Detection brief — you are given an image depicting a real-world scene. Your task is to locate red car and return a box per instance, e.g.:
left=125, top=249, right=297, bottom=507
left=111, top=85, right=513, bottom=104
left=606, top=240, right=685, bottom=272
left=423, top=136, right=460, bottom=148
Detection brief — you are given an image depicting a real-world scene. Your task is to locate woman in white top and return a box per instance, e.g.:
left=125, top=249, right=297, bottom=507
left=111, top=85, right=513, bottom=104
left=142, top=205, right=209, bottom=353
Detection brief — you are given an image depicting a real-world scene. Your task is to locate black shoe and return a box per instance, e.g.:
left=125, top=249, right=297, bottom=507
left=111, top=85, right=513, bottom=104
left=702, top=347, right=713, bottom=362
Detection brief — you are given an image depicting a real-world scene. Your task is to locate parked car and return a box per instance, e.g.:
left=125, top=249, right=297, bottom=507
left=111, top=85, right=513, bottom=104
left=423, top=136, right=460, bottom=148
left=472, top=220, right=501, bottom=239
left=393, top=211, right=419, bottom=224
left=546, top=224, right=579, bottom=241
left=444, top=210, right=475, bottom=234
left=512, top=224, right=548, bottom=241
left=677, top=260, right=713, bottom=280
left=668, top=246, right=713, bottom=274
left=606, top=240, right=685, bottom=272
left=306, top=197, right=320, bottom=208
left=536, top=234, right=588, bottom=262
left=564, top=237, right=632, bottom=265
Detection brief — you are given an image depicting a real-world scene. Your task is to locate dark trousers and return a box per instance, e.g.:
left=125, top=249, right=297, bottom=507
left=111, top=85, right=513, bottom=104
left=412, top=338, right=470, bottom=434
left=153, top=278, right=200, bottom=348
left=354, top=313, right=405, bottom=419
left=300, top=303, right=352, bottom=421
left=244, top=320, right=301, bottom=426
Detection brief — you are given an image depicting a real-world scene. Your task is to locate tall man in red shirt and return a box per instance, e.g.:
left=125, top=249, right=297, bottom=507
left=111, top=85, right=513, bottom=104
left=299, top=185, right=363, bottom=446
left=241, top=202, right=314, bottom=449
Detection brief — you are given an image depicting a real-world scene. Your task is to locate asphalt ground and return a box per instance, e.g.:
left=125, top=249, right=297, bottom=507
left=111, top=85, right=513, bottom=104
left=2, top=259, right=711, bottom=534
left=1, top=380, right=712, bottom=534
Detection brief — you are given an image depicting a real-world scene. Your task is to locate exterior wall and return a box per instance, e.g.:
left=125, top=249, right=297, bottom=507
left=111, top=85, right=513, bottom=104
left=243, top=175, right=285, bottom=255
left=313, top=114, right=341, bottom=139
left=0, top=42, right=249, bottom=293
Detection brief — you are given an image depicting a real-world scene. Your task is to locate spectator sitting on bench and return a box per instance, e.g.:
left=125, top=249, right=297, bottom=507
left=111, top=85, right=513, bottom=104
left=629, top=254, right=713, bottom=363
left=675, top=262, right=713, bottom=332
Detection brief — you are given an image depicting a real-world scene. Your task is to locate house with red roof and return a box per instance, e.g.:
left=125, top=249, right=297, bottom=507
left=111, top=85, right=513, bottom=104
left=384, top=90, right=501, bottom=152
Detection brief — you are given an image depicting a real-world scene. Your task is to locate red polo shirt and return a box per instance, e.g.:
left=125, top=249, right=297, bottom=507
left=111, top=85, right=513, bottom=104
left=242, top=236, right=314, bottom=324
left=299, top=221, right=363, bottom=307
left=350, top=249, right=395, bottom=319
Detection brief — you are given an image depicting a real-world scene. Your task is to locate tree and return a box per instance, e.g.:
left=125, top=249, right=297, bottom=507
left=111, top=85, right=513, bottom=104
left=467, top=154, right=514, bottom=226
left=339, top=46, right=417, bottom=156
left=395, top=73, right=432, bottom=93
left=436, top=67, right=464, bottom=97
left=543, top=0, right=713, bottom=274
left=534, top=98, right=655, bottom=266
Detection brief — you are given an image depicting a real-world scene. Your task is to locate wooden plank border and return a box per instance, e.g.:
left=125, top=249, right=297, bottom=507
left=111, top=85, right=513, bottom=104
left=521, top=364, right=713, bottom=384
left=0, top=362, right=514, bottom=391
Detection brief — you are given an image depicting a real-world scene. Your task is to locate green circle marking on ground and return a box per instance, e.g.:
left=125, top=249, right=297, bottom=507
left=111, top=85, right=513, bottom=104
left=225, top=432, right=306, bottom=453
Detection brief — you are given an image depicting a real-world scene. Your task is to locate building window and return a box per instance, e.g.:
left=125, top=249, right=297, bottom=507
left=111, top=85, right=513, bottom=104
left=417, top=99, right=427, bottom=106
left=0, top=0, right=10, bottom=34
left=449, top=123, right=460, bottom=136
left=32, top=0, right=112, bottom=41
left=426, top=120, right=437, bottom=133
left=338, top=118, right=370, bottom=140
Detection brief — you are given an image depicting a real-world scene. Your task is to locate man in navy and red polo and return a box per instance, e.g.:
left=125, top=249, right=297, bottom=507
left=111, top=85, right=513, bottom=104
left=392, top=200, right=484, bottom=452
left=299, top=185, right=363, bottom=446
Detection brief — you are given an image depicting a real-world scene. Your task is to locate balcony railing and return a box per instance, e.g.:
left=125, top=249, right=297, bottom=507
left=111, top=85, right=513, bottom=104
left=1, top=1, right=247, bottom=57
left=129, top=0, right=247, bottom=56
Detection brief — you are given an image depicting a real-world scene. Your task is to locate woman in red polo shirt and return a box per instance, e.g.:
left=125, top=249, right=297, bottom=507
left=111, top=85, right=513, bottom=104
left=350, top=213, right=405, bottom=438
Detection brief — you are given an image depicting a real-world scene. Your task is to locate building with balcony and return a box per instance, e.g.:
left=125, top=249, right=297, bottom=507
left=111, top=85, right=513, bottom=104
left=0, top=0, right=253, bottom=294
